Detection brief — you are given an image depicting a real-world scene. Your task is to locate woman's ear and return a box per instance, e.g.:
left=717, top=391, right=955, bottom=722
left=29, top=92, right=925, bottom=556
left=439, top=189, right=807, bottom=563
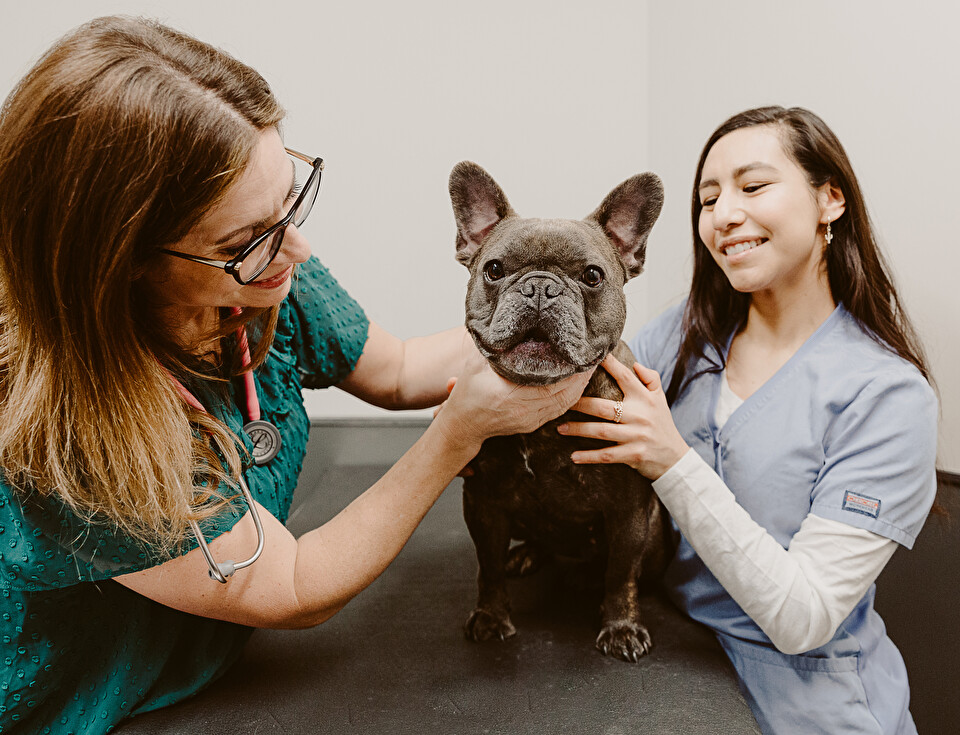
left=819, top=180, right=846, bottom=224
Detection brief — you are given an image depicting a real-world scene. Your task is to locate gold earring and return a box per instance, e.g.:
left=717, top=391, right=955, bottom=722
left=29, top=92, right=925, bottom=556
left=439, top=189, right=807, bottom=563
left=825, top=220, right=833, bottom=245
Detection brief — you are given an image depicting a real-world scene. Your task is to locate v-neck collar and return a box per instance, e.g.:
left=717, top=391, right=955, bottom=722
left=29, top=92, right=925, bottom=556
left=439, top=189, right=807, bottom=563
left=707, top=304, right=846, bottom=440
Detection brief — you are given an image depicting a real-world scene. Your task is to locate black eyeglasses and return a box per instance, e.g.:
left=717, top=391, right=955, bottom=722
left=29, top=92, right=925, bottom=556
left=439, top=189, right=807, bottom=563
left=161, top=148, right=323, bottom=284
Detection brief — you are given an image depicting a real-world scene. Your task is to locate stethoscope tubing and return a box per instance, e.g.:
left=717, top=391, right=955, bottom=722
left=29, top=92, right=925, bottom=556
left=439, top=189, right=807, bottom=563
left=168, top=307, right=270, bottom=584
left=188, top=474, right=265, bottom=583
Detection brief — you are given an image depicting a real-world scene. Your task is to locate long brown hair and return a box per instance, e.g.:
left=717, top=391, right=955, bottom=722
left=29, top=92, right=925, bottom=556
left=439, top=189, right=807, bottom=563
left=665, top=105, right=931, bottom=404
left=0, top=16, right=285, bottom=548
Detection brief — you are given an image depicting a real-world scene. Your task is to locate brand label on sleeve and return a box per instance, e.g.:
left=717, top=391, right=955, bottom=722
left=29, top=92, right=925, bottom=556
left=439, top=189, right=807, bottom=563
left=842, top=491, right=881, bottom=519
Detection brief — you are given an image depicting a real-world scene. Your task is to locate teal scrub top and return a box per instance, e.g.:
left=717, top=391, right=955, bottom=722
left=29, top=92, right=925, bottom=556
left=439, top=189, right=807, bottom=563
left=0, top=257, right=369, bottom=734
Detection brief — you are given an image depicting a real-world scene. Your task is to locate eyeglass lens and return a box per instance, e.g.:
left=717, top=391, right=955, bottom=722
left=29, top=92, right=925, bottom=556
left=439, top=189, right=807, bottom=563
left=237, top=156, right=322, bottom=283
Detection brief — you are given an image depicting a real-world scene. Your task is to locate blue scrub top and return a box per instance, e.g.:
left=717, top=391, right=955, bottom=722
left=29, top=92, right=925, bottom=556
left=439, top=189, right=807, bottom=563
left=629, top=303, right=938, bottom=735
left=0, top=257, right=369, bottom=734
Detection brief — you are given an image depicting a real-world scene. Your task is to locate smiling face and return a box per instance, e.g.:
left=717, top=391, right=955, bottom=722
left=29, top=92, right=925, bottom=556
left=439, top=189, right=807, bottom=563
left=696, top=125, right=842, bottom=302
left=146, top=127, right=312, bottom=342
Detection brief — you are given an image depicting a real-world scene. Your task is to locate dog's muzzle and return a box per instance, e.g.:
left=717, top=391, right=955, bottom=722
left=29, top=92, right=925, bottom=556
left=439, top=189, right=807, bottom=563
left=517, top=272, right=565, bottom=311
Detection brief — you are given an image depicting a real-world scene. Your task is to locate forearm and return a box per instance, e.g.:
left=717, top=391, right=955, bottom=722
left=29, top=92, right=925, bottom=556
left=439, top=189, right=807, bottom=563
left=654, top=449, right=897, bottom=654
left=391, top=326, right=473, bottom=409
left=284, top=419, right=479, bottom=626
left=336, top=323, right=473, bottom=410
left=118, top=357, right=591, bottom=629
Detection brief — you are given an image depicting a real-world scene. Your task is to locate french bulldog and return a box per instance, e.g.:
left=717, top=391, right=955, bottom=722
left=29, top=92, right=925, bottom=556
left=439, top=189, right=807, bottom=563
left=450, top=161, right=674, bottom=662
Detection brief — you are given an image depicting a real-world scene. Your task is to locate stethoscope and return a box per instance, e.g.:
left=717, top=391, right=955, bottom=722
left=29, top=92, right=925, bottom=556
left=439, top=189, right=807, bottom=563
left=167, top=309, right=276, bottom=583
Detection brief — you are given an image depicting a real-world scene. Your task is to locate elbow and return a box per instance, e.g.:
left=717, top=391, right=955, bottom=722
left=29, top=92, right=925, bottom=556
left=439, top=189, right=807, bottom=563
left=772, top=639, right=820, bottom=656
left=244, top=590, right=350, bottom=630
left=766, top=622, right=839, bottom=655
left=257, top=602, right=347, bottom=630
left=355, top=385, right=408, bottom=411
left=272, top=604, right=346, bottom=630
left=377, top=390, right=409, bottom=412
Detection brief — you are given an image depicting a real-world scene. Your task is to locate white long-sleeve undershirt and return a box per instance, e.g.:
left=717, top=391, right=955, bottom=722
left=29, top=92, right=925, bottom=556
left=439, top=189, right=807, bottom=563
left=653, top=448, right=898, bottom=655
left=652, top=371, right=898, bottom=655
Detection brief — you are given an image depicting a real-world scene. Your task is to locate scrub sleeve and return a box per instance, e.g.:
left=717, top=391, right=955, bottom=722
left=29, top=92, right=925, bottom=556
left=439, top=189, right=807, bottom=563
left=0, top=256, right=368, bottom=734
left=629, top=303, right=938, bottom=735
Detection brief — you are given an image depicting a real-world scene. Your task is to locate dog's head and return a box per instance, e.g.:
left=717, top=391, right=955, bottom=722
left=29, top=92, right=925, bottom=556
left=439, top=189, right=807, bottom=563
left=449, top=162, right=663, bottom=385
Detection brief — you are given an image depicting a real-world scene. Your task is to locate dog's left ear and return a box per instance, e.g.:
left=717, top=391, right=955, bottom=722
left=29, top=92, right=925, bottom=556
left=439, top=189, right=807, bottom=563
left=449, top=161, right=516, bottom=267
left=586, top=173, right=664, bottom=279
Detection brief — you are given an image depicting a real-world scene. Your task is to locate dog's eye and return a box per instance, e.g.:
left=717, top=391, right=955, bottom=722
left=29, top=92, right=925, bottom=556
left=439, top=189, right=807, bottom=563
left=484, top=260, right=505, bottom=282
left=581, top=266, right=604, bottom=287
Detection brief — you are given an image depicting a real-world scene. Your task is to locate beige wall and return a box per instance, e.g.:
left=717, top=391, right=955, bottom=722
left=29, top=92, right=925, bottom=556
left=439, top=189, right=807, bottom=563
left=3, top=1, right=957, bottom=471
left=646, top=1, right=960, bottom=472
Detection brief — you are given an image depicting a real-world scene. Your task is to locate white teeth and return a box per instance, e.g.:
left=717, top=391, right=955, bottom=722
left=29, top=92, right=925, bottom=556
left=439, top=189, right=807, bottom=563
left=725, top=239, right=763, bottom=256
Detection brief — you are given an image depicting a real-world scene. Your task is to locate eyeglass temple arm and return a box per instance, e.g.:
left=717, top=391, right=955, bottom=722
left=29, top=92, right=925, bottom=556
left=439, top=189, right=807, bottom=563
left=285, top=147, right=323, bottom=170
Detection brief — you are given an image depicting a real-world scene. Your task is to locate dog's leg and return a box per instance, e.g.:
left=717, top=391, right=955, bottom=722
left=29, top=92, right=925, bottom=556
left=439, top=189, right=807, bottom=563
left=462, top=482, right=516, bottom=641
left=595, top=493, right=652, bottom=662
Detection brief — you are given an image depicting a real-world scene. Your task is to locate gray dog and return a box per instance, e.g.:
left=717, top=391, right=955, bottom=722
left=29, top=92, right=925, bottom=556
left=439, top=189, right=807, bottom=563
left=449, top=162, right=674, bottom=662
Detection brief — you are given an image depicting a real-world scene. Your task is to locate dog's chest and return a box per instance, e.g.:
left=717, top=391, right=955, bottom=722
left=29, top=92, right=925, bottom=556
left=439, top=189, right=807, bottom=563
left=468, top=421, right=616, bottom=522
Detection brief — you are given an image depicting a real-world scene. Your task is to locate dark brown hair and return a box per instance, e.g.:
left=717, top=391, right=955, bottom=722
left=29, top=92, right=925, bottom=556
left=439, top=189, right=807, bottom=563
left=0, top=16, right=285, bottom=547
left=665, top=105, right=931, bottom=404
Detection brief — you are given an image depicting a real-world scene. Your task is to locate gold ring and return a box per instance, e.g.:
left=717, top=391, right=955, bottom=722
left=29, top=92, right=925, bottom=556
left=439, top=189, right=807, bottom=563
left=613, top=400, right=623, bottom=423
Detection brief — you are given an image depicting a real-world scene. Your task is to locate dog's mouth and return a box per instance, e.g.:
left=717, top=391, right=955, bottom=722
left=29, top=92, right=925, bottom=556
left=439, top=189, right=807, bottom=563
left=478, top=328, right=580, bottom=385
left=504, top=329, right=559, bottom=361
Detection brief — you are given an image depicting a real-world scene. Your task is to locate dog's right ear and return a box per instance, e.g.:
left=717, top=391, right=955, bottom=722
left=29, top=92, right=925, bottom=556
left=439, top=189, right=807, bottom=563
left=449, top=161, right=516, bottom=266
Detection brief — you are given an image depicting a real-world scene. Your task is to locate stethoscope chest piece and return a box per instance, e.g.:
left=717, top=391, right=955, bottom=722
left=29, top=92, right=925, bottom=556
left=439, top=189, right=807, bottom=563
left=244, top=419, right=282, bottom=465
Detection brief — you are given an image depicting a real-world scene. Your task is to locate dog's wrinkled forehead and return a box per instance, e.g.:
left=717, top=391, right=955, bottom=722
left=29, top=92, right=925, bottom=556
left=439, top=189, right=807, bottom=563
left=479, top=218, right=622, bottom=273
left=449, top=160, right=663, bottom=280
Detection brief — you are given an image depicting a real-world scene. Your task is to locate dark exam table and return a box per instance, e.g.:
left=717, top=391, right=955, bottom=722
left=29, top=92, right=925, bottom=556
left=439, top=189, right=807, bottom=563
left=117, top=421, right=959, bottom=734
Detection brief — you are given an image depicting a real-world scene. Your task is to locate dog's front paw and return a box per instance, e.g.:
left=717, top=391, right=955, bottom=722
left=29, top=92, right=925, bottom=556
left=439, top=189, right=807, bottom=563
left=505, top=541, right=544, bottom=577
left=595, top=620, right=652, bottom=663
left=464, top=608, right=517, bottom=642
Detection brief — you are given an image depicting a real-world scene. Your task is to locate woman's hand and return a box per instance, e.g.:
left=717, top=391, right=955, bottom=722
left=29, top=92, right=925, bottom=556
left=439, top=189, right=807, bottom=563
left=433, top=351, right=595, bottom=452
left=557, top=354, right=689, bottom=480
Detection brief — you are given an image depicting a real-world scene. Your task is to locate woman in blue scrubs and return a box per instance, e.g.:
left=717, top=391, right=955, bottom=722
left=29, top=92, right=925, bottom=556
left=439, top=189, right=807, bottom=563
left=559, top=106, right=937, bottom=734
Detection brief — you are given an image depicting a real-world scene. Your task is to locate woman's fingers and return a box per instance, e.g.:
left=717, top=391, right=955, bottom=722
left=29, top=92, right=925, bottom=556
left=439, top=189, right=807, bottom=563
left=569, top=443, right=633, bottom=466
left=558, top=417, right=641, bottom=469
left=599, top=354, right=662, bottom=396
left=443, top=361, right=597, bottom=442
left=570, top=395, right=620, bottom=422
left=531, top=368, right=595, bottom=425
left=599, top=353, right=634, bottom=388
left=432, top=377, right=458, bottom=418
left=633, top=362, right=662, bottom=392
left=557, top=419, right=629, bottom=442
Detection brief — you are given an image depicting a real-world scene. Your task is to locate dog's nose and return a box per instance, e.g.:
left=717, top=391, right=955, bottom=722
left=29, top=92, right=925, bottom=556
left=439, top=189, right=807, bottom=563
left=519, top=273, right=563, bottom=309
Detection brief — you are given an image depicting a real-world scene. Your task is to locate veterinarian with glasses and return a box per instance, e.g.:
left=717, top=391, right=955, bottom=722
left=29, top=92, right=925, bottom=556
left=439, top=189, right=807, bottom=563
left=0, top=17, right=594, bottom=733
left=561, top=106, right=938, bottom=734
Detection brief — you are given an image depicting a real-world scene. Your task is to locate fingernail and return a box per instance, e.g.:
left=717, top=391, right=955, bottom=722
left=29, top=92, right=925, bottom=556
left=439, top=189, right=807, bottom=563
left=557, top=423, right=568, bottom=433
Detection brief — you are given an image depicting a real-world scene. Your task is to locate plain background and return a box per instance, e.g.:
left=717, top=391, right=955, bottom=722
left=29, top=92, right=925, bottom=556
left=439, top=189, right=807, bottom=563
left=2, top=1, right=957, bottom=473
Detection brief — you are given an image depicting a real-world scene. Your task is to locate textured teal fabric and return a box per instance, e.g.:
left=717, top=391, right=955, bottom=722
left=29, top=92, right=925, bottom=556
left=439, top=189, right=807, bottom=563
left=0, top=257, right=368, bottom=733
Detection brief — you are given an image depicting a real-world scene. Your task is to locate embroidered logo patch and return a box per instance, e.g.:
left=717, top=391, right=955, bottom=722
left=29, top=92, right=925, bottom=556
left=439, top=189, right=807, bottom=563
left=842, top=491, right=881, bottom=519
